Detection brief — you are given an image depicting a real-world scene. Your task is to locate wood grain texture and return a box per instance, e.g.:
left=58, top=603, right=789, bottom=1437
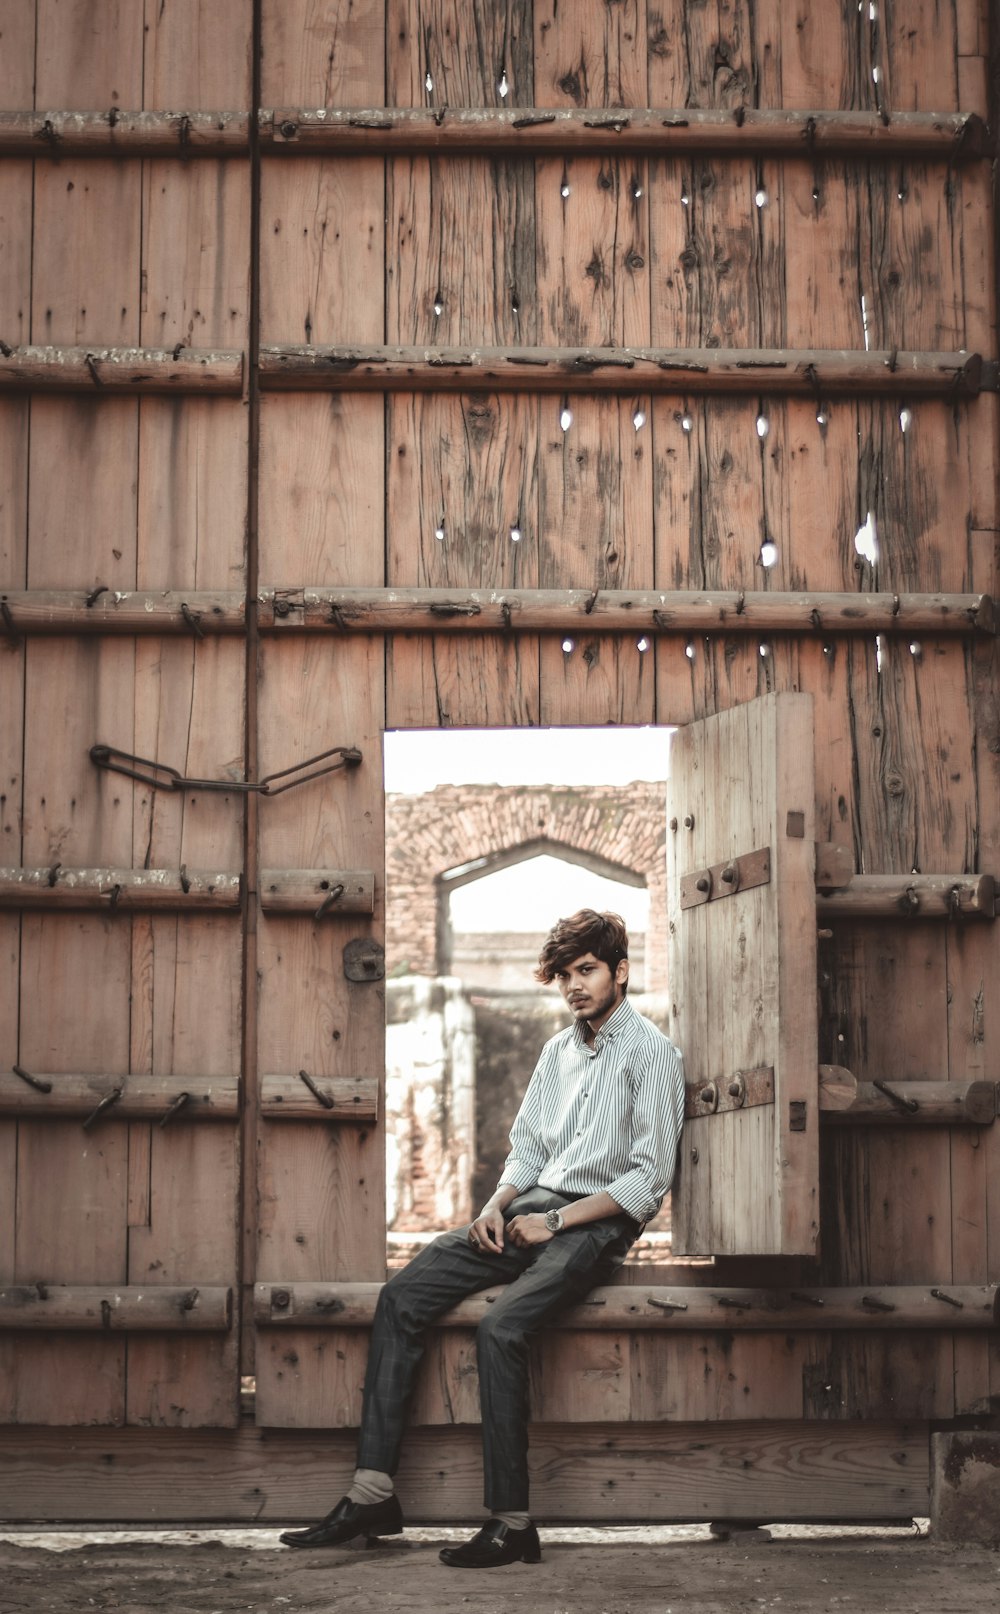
left=261, top=0, right=385, bottom=107
left=534, top=0, right=648, bottom=109
left=34, top=0, right=142, bottom=106
left=260, top=158, right=383, bottom=346
left=668, top=694, right=818, bottom=1256
left=0, top=1421, right=931, bottom=1522
left=142, top=0, right=252, bottom=108
left=389, top=0, right=534, bottom=108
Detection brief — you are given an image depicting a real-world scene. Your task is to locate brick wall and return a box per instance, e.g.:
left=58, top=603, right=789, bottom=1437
left=386, top=782, right=668, bottom=989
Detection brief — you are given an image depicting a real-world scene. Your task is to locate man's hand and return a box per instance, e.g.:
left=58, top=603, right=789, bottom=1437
left=506, top=1213, right=555, bottom=1249
left=468, top=1201, right=507, bottom=1255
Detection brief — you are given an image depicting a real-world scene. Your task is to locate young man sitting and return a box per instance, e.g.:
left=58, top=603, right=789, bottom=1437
left=281, top=908, right=685, bottom=1567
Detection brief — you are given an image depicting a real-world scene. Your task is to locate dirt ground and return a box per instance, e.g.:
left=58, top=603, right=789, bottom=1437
left=1, top=1524, right=998, bottom=1614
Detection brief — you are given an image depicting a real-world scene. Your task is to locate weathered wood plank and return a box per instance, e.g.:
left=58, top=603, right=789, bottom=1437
left=259, top=869, right=375, bottom=916
left=254, top=1281, right=999, bottom=1331
left=0, top=111, right=251, bottom=155
left=0, top=1285, right=232, bottom=1331
left=260, top=1073, right=378, bottom=1121
left=819, top=1069, right=997, bottom=1125
left=0, top=1071, right=240, bottom=1122
left=0, top=346, right=244, bottom=393
left=257, top=586, right=994, bottom=635
left=533, top=0, right=648, bottom=109
left=0, top=867, right=242, bottom=911
left=259, top=396, right=384, bottom=584
left=143, top=0, right=252, bottom=108
left=258, top=344, right=984, bottom=395
left=262, top=107, right=991, bottom=157
left=262, top=0, right=384, bottom=107
left=0, top=1420, right=931, bottom=1522
left=817, top=874, right=995, bottom=920
left=0, top=590, right=245, bottom=633
left=388, top=0, right=534, bottom=109
left=34, top=0, right=142, bottom=107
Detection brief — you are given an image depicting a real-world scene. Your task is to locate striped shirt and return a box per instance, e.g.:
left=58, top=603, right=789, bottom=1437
left=499, top=996, right=686, bottom=1224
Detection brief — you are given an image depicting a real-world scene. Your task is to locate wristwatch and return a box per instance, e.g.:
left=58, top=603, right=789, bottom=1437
left=544, top=1208, right=565, bottom=1233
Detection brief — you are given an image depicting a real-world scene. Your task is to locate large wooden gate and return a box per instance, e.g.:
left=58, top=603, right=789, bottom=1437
left=1, top=1, right=997, bottom=1522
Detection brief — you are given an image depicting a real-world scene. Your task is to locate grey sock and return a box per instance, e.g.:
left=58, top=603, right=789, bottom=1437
left=348, top=1468, right=394, bottom=1506
left=493, top=1510, right=531, bottom=1531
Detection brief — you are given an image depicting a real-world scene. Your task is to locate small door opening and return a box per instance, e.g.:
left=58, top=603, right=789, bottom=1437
left=383, top=727, right=676, bottom=1270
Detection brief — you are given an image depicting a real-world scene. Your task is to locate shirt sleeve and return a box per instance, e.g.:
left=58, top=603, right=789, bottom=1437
left=605, top=1036, right=686, bottom=1223
left=497, top=1047, right=551, bottom=1194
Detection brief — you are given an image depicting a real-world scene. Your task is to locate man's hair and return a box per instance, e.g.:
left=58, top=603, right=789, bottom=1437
left=534, top=909, right=630, bottom=983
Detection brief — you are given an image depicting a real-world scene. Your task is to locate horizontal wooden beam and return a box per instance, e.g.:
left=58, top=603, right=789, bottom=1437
left=0, top=866, right=242, bottom=911
left=259, top=344, right=983, bottom=396
left=0, top=589, right=245, bottom=635
left=0, top=107, right=985, bottom=162
left=259, top=870, right=375, bottom=916
left=264, top=106, right=990, bottom=160
left=819, top=1067, right=997, bottom=1125
left=257, top=587, right=995, bottom=636
left=0, top=1284, right=232, bottom=1331
left=260, top=1072, right=379, bottom=1120
left=255, top=1281, right=999, bottom=1331
left=0, top=109, right=250, bottom=155
left=2, top=587, right=993, bottom=639
left=0, top=1070, right=239, bottom=1121
left=817, top=873, right=995, bottom=919
left=0, top=345, right=244, bottom=394
left=0, top=1422, right=930, bottom=1522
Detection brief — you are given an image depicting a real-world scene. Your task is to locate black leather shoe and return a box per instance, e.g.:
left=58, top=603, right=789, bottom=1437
left=439, top=1519, right=541, bottom=1568
left=279, top=1493, right=403, bottom=1549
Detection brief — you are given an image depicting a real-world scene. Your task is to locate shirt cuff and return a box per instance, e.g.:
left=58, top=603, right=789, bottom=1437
left=498, top=1158, right=539, bottom=1194
left=605, top=1171, right=660, bottom=1224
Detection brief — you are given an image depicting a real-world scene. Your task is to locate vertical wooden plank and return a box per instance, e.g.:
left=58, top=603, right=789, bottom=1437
left=0, top=0, right=36, bottom=108
left=260, top=156, right=383, bottom=346
left=34, top=0, right=143, bottom=105
left=385, top=12, right=540, bottom=727
left=254, top=636, right=386, bottom=1423
left=883, top=0, right=960, bottom=111
left=388, top=0, right=534, bottom=108
left=385, top=389, right=540, bottom=727
left=143, top=0, right=252, bottom=107
left=256, top=0, right=389, bottom=1432
left=11, top=912, right=131, bottom=1424
left=533, top=0, right=648, bottom=108
left=262, top=0, right=384, bottom=105
left=141, top=161, right=250, bottom=352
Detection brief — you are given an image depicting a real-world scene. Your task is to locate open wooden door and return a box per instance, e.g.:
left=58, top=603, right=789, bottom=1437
left=667, top=692, right=819, bottom=1258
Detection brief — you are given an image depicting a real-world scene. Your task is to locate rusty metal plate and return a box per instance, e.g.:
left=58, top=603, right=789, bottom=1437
left=680, top=846, right=771, bottom=910
left=684, top=1066, right=775, bottom=1120
left=343, top=938, right=385, bottom=982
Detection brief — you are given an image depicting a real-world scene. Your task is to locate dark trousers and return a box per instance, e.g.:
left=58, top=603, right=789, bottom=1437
left=357, top=1188, right=637, bottom=1512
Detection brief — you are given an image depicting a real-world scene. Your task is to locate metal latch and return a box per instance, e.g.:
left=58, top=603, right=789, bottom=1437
left=343, top=938, right=385, bottom=982
left=680, top=847, right=771, bottom=910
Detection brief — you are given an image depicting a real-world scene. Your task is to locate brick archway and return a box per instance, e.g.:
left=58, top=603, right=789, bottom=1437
left=386, top=782, right=668, bottom=988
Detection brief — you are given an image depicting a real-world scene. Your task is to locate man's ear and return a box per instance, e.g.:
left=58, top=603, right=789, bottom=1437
left=615, top=958, right=629, bottom=988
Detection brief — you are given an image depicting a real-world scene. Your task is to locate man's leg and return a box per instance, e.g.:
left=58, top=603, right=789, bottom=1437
left=281, top=1224, right=530, bottom=1548
left=440, top=1211, right=636, bottom=1568
left=356, top=1227, right=528, bottom=1476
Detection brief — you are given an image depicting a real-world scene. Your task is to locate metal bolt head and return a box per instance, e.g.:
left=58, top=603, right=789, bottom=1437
left=721, top=866, right=735, bottom=883
left=690, top=1147, right=699, bottom=1164
left=683, top=814, right=695, bottom=829
left=696, top=877, right=709, bottom=893
left=272, top=1289, right=290, bottom=1310
left=669, top=817, right=678, bottom=832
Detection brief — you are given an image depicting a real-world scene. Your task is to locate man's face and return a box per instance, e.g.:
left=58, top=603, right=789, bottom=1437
left=553, top=951, right=628, bottom=1031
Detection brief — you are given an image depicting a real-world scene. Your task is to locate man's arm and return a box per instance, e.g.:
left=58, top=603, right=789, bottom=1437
left=506, top=1187, right=624, bottom=1248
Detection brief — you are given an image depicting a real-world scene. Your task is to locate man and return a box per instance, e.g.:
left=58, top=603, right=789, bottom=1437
left=281, top=908, right=685, bottom=1567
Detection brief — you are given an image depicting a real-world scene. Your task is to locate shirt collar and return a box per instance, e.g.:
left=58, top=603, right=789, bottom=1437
left=571, top=992, right=634, bottom=1051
